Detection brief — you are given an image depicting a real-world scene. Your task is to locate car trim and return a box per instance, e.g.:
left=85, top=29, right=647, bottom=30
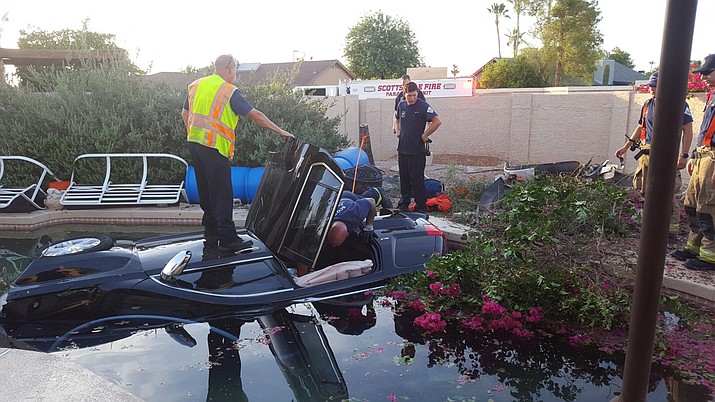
left=147, top=275, right=296, bottom=298
left=176, top=255, right=275, bottom=274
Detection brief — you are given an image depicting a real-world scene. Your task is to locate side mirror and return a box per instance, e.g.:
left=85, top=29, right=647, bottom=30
left=160, top=251, right=192, bottom=282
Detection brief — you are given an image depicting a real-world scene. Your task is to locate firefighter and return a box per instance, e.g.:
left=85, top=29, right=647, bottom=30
left=615, top=71, right=694, bottom=234
left=672, top=54, right=715, bottom=271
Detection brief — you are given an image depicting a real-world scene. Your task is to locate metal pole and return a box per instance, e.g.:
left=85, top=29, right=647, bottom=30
left=612, top=1, right=698, bottom=401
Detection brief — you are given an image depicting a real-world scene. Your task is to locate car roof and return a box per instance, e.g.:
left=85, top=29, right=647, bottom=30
left=245, top=139, right=345, bottom=269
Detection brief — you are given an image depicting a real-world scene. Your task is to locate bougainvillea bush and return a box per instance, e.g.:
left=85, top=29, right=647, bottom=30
left=387, top=174, right=715, bottom=390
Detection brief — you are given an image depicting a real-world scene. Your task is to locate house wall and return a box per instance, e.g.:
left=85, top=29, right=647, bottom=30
left=326, top=89, right=707, bottom=177
left=310, top=67, right=354, bottom=86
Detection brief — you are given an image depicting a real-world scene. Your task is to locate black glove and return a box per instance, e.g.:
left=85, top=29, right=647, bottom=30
left=359, top=225, right=376, bottom=244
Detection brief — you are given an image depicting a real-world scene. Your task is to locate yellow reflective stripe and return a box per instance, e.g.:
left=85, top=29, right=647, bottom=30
left=210, top=83, right=234, bottom=121
left=187, top=114, right=235, bottom=142
left=685, top=242, right=700, bottom=254
left=699, top=248, right=715, bottom=262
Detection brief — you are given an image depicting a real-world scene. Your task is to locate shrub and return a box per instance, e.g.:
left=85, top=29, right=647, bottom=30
left=0, top=64, right=349, bottom=184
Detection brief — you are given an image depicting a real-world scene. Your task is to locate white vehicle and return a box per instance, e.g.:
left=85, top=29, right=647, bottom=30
left=339, top=77, right=474, bottom=99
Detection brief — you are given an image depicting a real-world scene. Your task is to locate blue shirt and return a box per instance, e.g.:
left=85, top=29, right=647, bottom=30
left=638, top=98, right=693, bottom=144
left=334, top=197, right=372, bottom=233
left=697, top=90, right=715, bottom=147
left=396, top=98, right=438, bottom=155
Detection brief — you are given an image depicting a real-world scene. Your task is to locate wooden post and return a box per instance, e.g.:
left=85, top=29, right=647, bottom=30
left=359, top=124, right=374, bottom=165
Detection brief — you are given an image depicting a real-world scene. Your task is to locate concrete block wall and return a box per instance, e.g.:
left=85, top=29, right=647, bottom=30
left=325, top=90, right=708, bottom=174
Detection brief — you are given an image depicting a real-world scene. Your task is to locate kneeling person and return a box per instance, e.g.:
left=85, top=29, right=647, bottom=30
left=328, top=191, right=377, bottom=248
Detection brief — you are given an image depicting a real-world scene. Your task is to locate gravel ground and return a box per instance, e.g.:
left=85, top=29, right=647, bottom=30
left=370, top=157, right=715, bottom=293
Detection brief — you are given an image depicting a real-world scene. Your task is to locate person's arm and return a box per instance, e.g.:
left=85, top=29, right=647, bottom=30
left=365, top=198, right=376, bottom=227
left=246, top=109, right=295, bottom=139
left=678, top=122, right=693, bottom=169
left=616, top=126, right=640, bottom=159
left=421, top=116, right=442, bottom=143
left=181, top=108, right=189, bottom=131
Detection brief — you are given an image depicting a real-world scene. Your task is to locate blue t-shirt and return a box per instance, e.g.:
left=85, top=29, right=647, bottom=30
left=396, top=98, right=438, bottom=155
left=334, top=197, right=372, bottom=233
left=638, top=98, right=693, bottom=144
left=183, top=86, right=254, bottom=117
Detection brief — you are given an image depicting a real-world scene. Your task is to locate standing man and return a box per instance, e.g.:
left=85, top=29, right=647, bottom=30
left=394, top=81, right=442, bottom=212
left=615, top=71, right=694, bottom=234
left=392, top=75, right=425, bottom=134
left=671, top=54, right=715, bottom=271
left=182, top=54, right=294, bottom=253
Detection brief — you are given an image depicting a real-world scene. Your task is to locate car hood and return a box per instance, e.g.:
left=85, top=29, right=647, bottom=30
left=245, top=139, right=344, bottom=270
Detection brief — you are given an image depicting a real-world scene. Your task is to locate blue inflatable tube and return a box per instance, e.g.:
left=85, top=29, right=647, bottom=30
left=185, top=166, right=265, bottom=204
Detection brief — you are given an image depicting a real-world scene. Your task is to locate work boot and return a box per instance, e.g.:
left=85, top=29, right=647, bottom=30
left=684, top=258, right=715, bottom=271
left=670, top=249, right=698, bottom=261
left=219, top=238, right=254, bottom=253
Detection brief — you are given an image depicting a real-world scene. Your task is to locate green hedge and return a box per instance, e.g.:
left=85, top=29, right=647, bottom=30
left=0, top=65, right=349, bottom=186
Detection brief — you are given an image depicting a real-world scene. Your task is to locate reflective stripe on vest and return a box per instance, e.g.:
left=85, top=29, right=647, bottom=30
left=701, top=90, right=715, bottom=147
left=639, top=102, right=649, bottom=142
left=186, top=75, right=239, bottom=159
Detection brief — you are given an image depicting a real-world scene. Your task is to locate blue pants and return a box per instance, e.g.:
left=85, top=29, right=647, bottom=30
left=188, top=142, right=238, bottom=244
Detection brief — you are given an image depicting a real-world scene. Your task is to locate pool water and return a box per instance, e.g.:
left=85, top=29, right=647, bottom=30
left=0, top=225, right=712, bottom=401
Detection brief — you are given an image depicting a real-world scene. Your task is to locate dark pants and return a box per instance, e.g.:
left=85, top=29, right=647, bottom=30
left=188, top=142, right=238, bottom=245
left=397, top=152, right=427, bottom=211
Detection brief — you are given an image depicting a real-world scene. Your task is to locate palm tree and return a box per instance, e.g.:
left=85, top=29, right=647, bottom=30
left=505, top=28, right=527, bottom=58
left=507, top=0, right=525, bottom=57
left=487, top=3, right=509, bottom=58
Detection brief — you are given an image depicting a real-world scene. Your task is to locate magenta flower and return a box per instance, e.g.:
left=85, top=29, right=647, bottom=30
left=429, top=282, right=444, bottom=297
left=387, top=395, right=398, bottom=402
left=481, top=299, right=507, bottom=316
left=461, top=316, right=485, bottom=331
left=427, top=270, right=436, bottom=279
left=408, top=299, right=426, bottom=312
left=446, top=283, right=460, bottom=296
left=414, top=312, right=447, bottom=333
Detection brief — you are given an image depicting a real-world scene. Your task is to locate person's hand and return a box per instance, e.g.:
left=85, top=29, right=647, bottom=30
left=677, top=156, right=688, bottom=170
left=279, top=129, right=295, bottom=139
left=688, top=158, right=694, bottom=176
left=615, top=147, right=627, bottom=159
left=358, top=225, right=375, bottom=244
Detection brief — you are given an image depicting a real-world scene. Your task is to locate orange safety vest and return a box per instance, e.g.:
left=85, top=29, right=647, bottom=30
left=639, top=98, right=654, bottom=143
left=702, top=90, right=715, bottom=147
left=186, top=74, right=239, bottom=159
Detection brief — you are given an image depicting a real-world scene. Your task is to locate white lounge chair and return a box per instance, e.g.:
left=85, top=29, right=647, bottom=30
left=0, top=156, right=60, bottom=212
left=60, top=153, right=188, bottom=207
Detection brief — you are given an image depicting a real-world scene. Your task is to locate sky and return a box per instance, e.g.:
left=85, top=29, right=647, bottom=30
left=0, top=0, right=712, bottom=76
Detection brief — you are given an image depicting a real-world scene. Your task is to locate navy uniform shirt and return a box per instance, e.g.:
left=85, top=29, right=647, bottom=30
left=334, top=197, right=372, bottom=233
left=396, top=98, right=438, bottom=155
left=639, top=98, right=693, bottom=144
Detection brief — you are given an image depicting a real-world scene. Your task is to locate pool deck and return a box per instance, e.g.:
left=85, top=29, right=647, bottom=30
left=0, top=204, right=713, bottom=401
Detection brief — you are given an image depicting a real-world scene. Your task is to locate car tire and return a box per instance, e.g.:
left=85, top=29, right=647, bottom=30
left=30, top=235, right=114, bottom=259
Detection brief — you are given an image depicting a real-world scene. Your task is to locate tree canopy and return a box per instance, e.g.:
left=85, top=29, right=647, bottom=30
left=539, top=0, right=603, bottom=86
left=606, top=47, right=635, bottom=69
left=16, top=19, right=142, bottom=88
left=343, top=11, right=422, bottom=79
left=479, top=54, right=549, bottom=88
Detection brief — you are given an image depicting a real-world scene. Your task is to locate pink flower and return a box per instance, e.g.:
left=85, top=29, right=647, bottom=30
left=461, top=316, right=485, bottom=331
left=427, top=270, right=436, bottom=279
left=387, top=395, right=398, bottom=402
left=481, top=298, right=507, bottom=316
left=388, top=290, right=407, bottom=300
left=525, top=307, right=544, bottom=324
left=446, top=283, right=460, bottom=296
left=429, top=282, right=444, bottom=297
left=414, top=312, right=447, bottom=333
left=408, top=299, right=426, bottom=312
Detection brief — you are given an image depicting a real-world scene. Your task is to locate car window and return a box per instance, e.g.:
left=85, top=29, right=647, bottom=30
left=280, top=163, right=342, bottom=267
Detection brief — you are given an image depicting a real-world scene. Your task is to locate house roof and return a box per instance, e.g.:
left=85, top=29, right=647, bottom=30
left=142, top=71, right=202, bottom=90
left=594, top=60, right=648, bottom=86
left=236, top=60, right=355, bottom=86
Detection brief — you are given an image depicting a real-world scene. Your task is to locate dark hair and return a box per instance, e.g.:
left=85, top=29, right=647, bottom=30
left=401, top=74, right=411, bottom=80
left=405, top=82, right=419, bottom=92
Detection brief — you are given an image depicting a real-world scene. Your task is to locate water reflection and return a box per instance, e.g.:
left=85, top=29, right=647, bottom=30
left=0, top=226, right=712, bottom=401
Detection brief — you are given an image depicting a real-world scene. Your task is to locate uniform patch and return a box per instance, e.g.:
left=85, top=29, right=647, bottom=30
left=427, top=107, right=434, bottom=113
